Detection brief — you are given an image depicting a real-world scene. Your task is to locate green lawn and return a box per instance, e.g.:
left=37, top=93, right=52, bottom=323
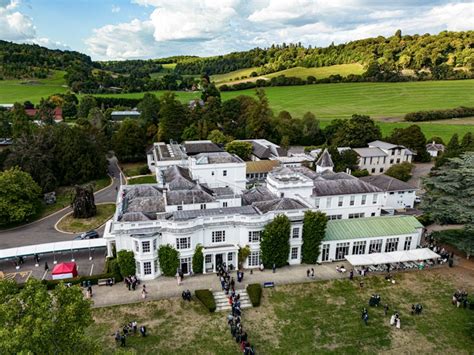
left=265, top=64, right=365, bottom=80
left=0, top=70, right=67, bottom=104
left=211, top=67, right=260, bottom=83
left=120, top=162, right=149, bottom=177
left=89, top=270, right=474, bottom=354
left=57, top=203, right=115, bottom=233
left=127, top=175, right=156, bottom=185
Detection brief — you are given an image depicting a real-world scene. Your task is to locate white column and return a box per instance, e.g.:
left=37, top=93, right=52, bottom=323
left=225, top=252, right=228, bottom=269
left=106, top=241, right=113, bottom=257
left=213, top=253, right=216, bottom=273
left=203, top=254, right=206, bottom=274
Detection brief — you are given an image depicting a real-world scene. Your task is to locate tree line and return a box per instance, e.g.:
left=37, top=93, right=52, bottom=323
left=175, top=30, right=474, bottom=76
left=405, top=106, right=474, bottom=122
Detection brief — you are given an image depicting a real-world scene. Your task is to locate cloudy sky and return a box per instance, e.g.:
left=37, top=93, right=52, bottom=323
left=1, top=0, right=473, bottom=60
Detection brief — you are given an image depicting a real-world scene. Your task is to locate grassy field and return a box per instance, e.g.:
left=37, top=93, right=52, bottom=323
left=57, top=203, right=115, bottom=233
left=0, top=70, right=67, bottom=103
left=89, top=268, right=474, bottom=354
left=127, top=175, right=156, bottom=185
left=211, top=67, right=260, bottom=83
left=120, top=162, right=149, bottom=177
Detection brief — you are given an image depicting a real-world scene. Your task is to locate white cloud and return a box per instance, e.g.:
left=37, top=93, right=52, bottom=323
left=86, top=0, right=474, bottom=60
left=0, top=0, right=35, bottom=41
left=112, top=5, right=121, bottom=13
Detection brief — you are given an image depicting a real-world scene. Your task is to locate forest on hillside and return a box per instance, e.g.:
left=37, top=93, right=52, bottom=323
left=174, top=30, right=474, bottom=75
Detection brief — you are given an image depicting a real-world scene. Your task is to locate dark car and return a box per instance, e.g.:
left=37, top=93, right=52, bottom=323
left=74, top=230, right=100, bottom=240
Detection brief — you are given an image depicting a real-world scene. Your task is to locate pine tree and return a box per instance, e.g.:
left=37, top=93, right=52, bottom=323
left=301, top=211, right=327, bottom=264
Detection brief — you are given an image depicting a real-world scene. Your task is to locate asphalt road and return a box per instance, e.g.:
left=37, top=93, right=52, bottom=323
left=0, top=157, right=121, bottom=249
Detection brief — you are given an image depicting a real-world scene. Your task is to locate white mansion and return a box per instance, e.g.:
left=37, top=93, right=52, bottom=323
left=104, top=148, right=422, bottom=280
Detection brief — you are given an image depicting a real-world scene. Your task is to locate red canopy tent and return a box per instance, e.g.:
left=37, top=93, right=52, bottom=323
left=51, top=262, right=78, bottom=280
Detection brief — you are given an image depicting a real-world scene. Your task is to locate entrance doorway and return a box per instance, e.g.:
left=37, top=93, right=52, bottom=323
left=215, top=253, right=224, bottom=269
left=180, top=257, right=192, bottom=274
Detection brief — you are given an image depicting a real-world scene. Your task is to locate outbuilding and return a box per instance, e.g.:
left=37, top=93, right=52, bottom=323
left=51, top=262, right=78, bottom=280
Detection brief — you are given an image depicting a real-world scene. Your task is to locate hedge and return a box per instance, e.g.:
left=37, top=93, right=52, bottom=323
left=41, top=273, right=114, bottom=290
left=404, top=106, right=474, bottom=122
left=246, top=283, right=262, bottom=307
left=195, top=289, right=216, bottom=312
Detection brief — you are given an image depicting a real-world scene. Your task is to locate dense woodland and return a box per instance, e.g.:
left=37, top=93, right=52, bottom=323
left=175, top=30, right=474, bottom=75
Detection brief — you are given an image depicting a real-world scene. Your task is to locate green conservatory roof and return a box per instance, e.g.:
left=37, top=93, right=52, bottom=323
left=324, top=216, right=423, bottom=242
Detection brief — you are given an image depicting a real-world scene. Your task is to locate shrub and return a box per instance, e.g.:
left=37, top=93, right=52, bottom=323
left=385, top=162, right=414, bottom=182
left=105, top=257, right=123, bottom=282
left=195, top=289, right=216, bottom=312
left=352, top=169, right=369, bottom=177
left=192, top=244, right=204, bottom=274
left=138, top=165, right=150, bottom=175
left=238, top=245, right=251, bottom=268
left=404, top=106, right=474, bottom=122
left=117, top=250, right=136, bottom=277
left=416, top=214, right=434, bottom=227
left=158, top=244, right=180, bottom=276
left=246, top=283, right=262, bottom=307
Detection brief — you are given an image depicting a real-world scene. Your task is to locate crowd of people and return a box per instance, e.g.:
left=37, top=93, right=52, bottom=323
left=113, top=321, right=147, bottom=347
left=181, top=289, right=192, bottom=301
left=218, top=265, right=243, bottom=295
left=124, top=275, right=140, bottom=291
left=226, top=291, right=256, bottom=354
left=306, top=268, right=315, bottom=278
left=452, top=289, right=470, bottom=308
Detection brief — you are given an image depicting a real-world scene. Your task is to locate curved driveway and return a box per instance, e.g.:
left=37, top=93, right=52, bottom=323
left=0, top=157, right=121, bottom=249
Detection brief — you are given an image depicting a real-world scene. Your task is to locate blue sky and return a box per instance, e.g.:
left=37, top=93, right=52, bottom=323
left=1, top=0, right=473, bottom=60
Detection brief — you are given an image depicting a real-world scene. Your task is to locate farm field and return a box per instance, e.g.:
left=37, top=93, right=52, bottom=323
left=0, top=70, right=67, bottom=103
left=89, top=268, right=474, bottom=354
left=211, top=67, right=260, bottom=83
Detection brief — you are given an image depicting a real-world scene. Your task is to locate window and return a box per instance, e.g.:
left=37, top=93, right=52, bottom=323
left=372, top=194, right=378, bottom=204
left=371, top=212, right=376, bottom=217
left=338, top=196, right=343, bottom=207
left=176, top=237, right=191, bottom=250
left=398, top=191, right=404, bottom=195
left=390, top=159, right=394, bottom=164
left=383, top=157, right=386, bottom=164
left=154, top=259, right=158, bottom=273
left=291, top=247, right=299, bottom=260
left=363, top=158, right=367, bottom=165
left=396, top=158, right=400, bottom=164
left=352, top=241, right=366, bottom=255
left=349, top=213, right=364, bottom=219
left=223, top=170, right=227, bottom=176
left=369, top=239, right=383, bottom=253
left=404, top=236, right=412, bottom=251
left=142, top=241, right=150, bottom=253
left=370, top=157, right=373, bottom=164
left=211, top=171, right=215, bottom=176
left=177, top=205, right=183, bottom=211
left=379, top=168, right=384, bottom=173
left=248, top=251, right=261, bottom=266
left=200, top=204, right=206, bottom=210
left=223, top=202, right=228, bottom=208
left=326, top=197, right=332, bottom=208
left=212, top=230, right=226, bottom=243
left=248, top=231, right=261, bottom=243
left=371, top=168, right=375, bottom=173
left=385, top=238, right=399, bottom=252
left=205, top=255, right=212, bottom=263
left=292, top=227, right=300, bottom=238
left=143, top=261, right=152, bottom=275
left=153, top=239, right=157, bottom=251
left=361, top=195, right=367, bottom=205
left=328, top=214, right=342, bottom=220
left=335, top=242, right=350, bottom=260
left=391, top=150, right=395, bottom=156
left=314, top=198, right=320, bottom=208
left=321, top=244, right=330, bottom=261
left=228, top=253, right=233, bottom=262
left=134, top=240, right=139, bottom=252
left=350, top=195, right=355, bottom=206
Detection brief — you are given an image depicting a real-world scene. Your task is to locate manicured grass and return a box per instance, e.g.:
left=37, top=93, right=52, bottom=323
left=127, top=175, right=156, bottom=185
left=265, top=64, right=365, bottom=80
left=120, top=162, right=149, bottom=177
left=57, top=203, right=115, bottom=233
left=211, top=67, right=260, bottom=83
left=89, top=270, right=474, bottom=354
left=0, top=70, right=68, bottom=103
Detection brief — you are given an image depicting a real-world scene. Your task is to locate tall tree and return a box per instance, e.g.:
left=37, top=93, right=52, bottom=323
left=137, top=92, right=160, bottom=125
left=260, top=214, right=291, bottom=268
left=0, top=167, right=41, bottom=225
left=77, top=95, right=97, bottom=118
left=332, top=115, right=381, bottom=148
left=112, top=119, right=147, bottom=162
left=158, top=244, right=180, bottom=277
left=37, top=98, right=56, bottom=125
left=301, top=210, right=327, bottom=264
left=301, top=112, right=323, bottom=146
left=225, top=140, right=253, bottom=161
left=0, top=279, right=97, bottom=354
left=158, top=92, right=188, bottom=142
left=246, top=89, right=272, bottom=139
left=387, top=124, right=431, bottom=162
left=11, top=103, right=35, bottom=138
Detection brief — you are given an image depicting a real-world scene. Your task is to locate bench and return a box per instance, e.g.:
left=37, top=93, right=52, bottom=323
left=263, top=282, right=274, bottom=288
left=98, top=278, right=115, bottom=286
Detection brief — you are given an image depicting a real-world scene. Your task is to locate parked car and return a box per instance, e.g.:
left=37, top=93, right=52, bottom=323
left=414, top=196, right=422, bottom=204
left=74, top=230, right=100, bottom=240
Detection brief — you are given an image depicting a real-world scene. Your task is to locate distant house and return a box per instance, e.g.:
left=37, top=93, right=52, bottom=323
left=426, top=141, right=444, bottom=158
left=239, top=139, right=287, bottom=161
left=0, top=104, right=14, bottom=110
left=25, top=108, right=63, bottom=122
left=353, top=140, right=414, bottom=175
left=0, top=138, right=13, bottom=151
left=110, top=110, right=141, bottom=121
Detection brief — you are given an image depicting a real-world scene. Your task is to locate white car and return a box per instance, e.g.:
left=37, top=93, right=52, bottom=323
left=414, top=196, right=422, bottom=203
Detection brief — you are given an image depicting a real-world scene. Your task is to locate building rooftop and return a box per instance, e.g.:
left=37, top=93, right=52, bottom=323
left=242, top=186, right=277, bottom=205
left=241, top=139, right=287, bottom=159
left=154, top=142, right=188, bottom=161
left=253, top=198, right=307, bottom=213
left=194, top=151, right=244, bottom=164
left=360, top=174, right=416, bottom=192
left=166, top=189, right=215, bottom=205
left=426, top=141, right=444, bottom=152
left=368, top=140, right=400, bottom=150
left=312, top=179, right=382, bottom=197
left=111, top=111, right=141, bottom=115
left=246, top=160, right=280, bottom=174
left=171, top=205, right=258, bottom=221
left=316, top=148, right=334, bottom=168
left=183, top=140, right=223, bottom=155
left=353, top=147, right=388, bottom=157
left=324, top=215, right=423, bottom=241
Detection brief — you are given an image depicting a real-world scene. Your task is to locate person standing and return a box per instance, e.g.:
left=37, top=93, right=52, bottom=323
left=349, top=269, right=354, bottom=281
left=272, top=263, right=276, bottom=273
left=141, top=284, right=147, bottom=299
left=384, top=304, right=389, bottom=316
left=306, top=269, right=310, bottom=278
left=311, top=268, right=315, bottom=278
left=44, top=262, right=49, bottom=272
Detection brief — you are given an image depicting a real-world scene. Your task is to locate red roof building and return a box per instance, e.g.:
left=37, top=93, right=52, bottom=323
left=25, top=107, right=63, bottom=122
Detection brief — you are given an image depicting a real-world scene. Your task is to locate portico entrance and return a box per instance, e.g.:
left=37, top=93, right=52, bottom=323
left=202, top=244, right=238, bottom=274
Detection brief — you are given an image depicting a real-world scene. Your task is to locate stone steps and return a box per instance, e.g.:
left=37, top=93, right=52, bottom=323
left=213, top=289, right=253, bottom=312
